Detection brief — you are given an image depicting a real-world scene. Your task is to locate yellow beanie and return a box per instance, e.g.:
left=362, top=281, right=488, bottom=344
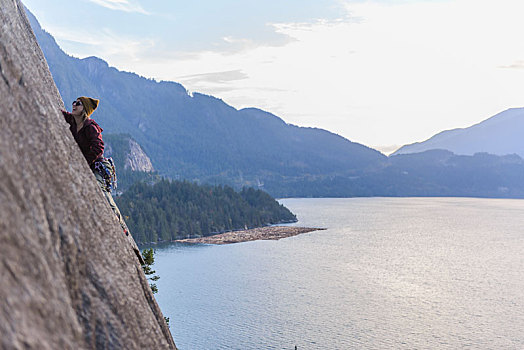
left=78, top=96, right=99, bottom=117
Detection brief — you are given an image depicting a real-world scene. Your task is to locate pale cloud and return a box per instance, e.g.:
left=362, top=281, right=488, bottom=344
left=175, top=70, right=250, bottom=94
left=500, top=61, right=524, bottom=70
left=42, top=24, right=156, bottom=64
left=178, top=70, right=249, bottom=85
left=211, top=29, right=296, bottom=55
left=217, top=36, right=271, bottom=54
left=155, top=0, right=524, bottom=147
left=87, top=0, right=149, bottom=14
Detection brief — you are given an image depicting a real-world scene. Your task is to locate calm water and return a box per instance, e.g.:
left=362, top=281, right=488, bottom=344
left=152, top=198, right=524, bottom=349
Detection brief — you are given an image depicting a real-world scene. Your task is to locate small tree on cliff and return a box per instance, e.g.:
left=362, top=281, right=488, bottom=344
left=141, top=248, right=170, bottom=326
left=141, top=248, right=159, bottom=294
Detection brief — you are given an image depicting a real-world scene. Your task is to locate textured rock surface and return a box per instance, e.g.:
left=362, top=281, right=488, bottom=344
left=125, top=138, right=154, bottom=172
left=0, top=1, right=175, bottom=349
left=104, top=136, right=154, bottom=172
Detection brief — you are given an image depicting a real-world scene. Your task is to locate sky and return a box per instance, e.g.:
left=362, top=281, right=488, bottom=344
left=22, top=0, right=524, bottom=154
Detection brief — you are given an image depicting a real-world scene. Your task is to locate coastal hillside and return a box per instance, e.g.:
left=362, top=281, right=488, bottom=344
left=26, top=8, right=387, bottom=193
left=270, top=150, right=524, bottom=198
left=116, top=180, right=297, bottom=243
left=0, top=1, right=175, bottom=348
left=393, top=108, right=524, bottom=157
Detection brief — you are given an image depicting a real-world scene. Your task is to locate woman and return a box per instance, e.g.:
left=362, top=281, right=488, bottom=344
left=62, top=97, right=104, bottom=164
left=62, top=97, right=129, bottom=236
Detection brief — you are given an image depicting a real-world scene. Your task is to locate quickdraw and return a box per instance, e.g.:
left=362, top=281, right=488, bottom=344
left=94, top=157, right=118, bottom=191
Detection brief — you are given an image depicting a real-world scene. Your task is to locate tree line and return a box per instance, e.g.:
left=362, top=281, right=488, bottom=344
left=115, top=179, right=297, bottom=244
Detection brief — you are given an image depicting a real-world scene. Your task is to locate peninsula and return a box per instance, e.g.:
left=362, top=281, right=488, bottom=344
left=175, top=226, right=325, bottom=245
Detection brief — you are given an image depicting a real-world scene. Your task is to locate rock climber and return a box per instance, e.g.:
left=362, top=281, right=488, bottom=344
left=61, top=97, right=130, bottom=236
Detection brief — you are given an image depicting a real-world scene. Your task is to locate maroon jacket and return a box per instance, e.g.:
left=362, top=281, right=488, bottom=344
left=62, top=111, right=104, bottom=165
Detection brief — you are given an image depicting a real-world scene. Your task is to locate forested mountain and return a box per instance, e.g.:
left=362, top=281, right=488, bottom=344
left=393, top=108, right=524, bottom=157
left=27, top=9, right=524, bottom=199
left=275, top=150, right=524, bottom=198
left=115, top=180, right=297, bottom=243
left=27, top=9, right=386, bottom=196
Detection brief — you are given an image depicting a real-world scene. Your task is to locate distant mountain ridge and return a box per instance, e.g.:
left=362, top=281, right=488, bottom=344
left=26, top=8, right=524, bottom=199
left=26, top=9, right=386, bottom=196
left=393, top=108, right=524, bottom=157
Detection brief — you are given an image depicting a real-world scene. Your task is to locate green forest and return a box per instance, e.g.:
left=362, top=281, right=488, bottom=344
left=115, top=180, right=297, bottom=244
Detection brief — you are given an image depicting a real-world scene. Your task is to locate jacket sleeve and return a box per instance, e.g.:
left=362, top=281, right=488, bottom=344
left=84, top=124, right=105, bottom=164
left=61, top=110, right=74, bottom=126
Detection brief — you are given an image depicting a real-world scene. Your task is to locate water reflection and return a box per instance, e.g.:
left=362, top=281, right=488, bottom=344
left=151, top=198, right=524, bottom=349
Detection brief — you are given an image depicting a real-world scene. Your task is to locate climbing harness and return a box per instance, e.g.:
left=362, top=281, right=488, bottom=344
left=94, top=157, right=117, bottom=191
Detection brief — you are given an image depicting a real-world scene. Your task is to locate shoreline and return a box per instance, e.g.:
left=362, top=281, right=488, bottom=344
left=173, top=226, right=326, bottom=245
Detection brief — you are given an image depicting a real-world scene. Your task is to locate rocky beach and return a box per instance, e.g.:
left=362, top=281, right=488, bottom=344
left=174, top=226, right=325, bottom=245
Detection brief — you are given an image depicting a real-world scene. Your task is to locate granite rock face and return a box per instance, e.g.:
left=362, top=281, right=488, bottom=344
left=125, top=138, right=154, bottom=172
left=104, top=136, right=154, bottom=172
left=0, top=1, right=175, bottom=349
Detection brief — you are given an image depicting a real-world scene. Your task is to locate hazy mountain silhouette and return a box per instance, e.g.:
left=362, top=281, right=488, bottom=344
left=269, top=149, right=524, bottom=198
left=26, top=8, right=524, bottom=198
left=26, top=9, right=386, bottom=195
left=393, top=108, right=524, bottom=157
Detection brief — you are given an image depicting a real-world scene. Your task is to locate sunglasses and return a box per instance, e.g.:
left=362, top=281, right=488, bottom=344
left=72, top=100, right=82, bottom=106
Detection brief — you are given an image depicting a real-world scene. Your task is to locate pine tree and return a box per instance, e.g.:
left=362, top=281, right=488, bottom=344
left=140, top=248, right=169, bottom=327
left=141, top=248, right=159, bottom=294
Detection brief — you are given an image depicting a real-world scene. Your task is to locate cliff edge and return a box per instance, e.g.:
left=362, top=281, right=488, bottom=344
left=0, top=0, right=176, bottom=348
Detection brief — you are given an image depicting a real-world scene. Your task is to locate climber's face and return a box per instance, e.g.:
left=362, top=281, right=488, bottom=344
left=72, top=99, right=84, bottom=117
